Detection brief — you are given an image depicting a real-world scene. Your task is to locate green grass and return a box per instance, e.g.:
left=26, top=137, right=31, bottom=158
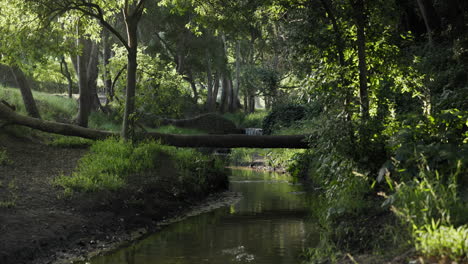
left=416, top=222, right=468, bottom=261
left=222, top=110, right=267, bottom=128
left=47, top=136, right=93, bottom=148
left=415, top=221, right=468, bottom=261
left=0, top=86, right=77, bottom=121
left=88, top=111, right=121, bottom=131
left=229, top=148, right=304, bottom=168
left=54, top=138, right=225, bottom=194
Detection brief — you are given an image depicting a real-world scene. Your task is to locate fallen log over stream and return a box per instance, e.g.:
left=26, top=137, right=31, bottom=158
left=0, top=102, right=309, bottom=148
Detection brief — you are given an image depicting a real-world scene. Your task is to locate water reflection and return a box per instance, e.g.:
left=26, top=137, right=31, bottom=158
left=85, top=169, right=318, bottom=264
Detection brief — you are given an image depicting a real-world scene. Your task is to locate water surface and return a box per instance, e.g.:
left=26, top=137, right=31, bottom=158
left=85, top=169, right=317, bottom=264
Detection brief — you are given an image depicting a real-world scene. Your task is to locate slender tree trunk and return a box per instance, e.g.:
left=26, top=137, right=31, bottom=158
left=211, top=72, right=220, bottom=111
left=320, top=0, right=345, bottom=66
left=249, top=95, right=255, bottom=113
left=76, top=37, right=91, bottom=127
left=122, top=46, right=138, bottom=140
left=232, top=40, right=241, bottom=112
left=60, top=56, right=73, bottom=98
left=87, top=41, right=101, bottom=110
left=121, top=15, right=139, bottom=140
left=187, top=72, right=198, bottom=103
left=220, top=75, right=228, bottom=113
left=244, top=95, right=248, bottom=112
left=9, top=66, right=41, bottom=119
left=102, top=30, right=114, bottom=103
left=228, top=77, right=234, bottom=112
left=416, top=0, right=433, bottom=45
left=205, top=49, right=213, bottom=111
left=352, top=0, right=370, bottom=120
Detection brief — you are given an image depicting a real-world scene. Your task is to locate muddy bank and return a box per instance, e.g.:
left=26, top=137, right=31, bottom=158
left=0, top=131, right=231, bottom=264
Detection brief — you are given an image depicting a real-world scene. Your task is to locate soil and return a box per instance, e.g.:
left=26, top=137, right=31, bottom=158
left=0, top=130, right=236, bottom=264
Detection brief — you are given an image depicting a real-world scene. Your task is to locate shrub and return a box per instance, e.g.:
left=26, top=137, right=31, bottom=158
left=414, top=221, right=468, bottom=261
left=262, top=103, right=307, bottom=135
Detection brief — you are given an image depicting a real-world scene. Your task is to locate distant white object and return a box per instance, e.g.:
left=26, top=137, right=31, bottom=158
left=245, top=128, right=263, bottom=135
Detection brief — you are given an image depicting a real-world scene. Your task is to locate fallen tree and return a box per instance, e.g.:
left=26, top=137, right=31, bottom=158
left=0, top=102, right=309, bottom=148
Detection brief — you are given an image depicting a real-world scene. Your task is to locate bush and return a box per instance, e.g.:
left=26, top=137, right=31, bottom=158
left=262, top=103, right=307, bottom=135
left=415, top=222, right=468, bottom=261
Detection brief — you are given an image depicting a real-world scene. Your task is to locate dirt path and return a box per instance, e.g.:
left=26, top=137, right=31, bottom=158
left=0, top=132, right=90, bottom=263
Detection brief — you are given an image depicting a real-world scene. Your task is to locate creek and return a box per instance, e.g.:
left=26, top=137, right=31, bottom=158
left=83, top=168, right=318, bottom=264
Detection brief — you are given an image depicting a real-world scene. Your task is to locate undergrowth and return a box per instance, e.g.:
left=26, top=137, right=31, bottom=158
left=223, top=110, right=267, bottom=128
left=230, top=148, right=303, bottom=169
left=47, top=136, right=93, bottom=148
left=54, top=138, right=227, bottom=196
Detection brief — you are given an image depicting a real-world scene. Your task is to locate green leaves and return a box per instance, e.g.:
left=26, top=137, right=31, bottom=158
left=108, top=45, right=187, bottom=119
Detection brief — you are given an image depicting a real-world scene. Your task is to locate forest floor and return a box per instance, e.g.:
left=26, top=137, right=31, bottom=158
left=0, top=130, right=238, bottom=264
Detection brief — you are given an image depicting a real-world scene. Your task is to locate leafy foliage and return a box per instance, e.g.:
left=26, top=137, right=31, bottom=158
left=262, top=103, right=308, bottom=135
left=109, top=46, right=191, bottom=119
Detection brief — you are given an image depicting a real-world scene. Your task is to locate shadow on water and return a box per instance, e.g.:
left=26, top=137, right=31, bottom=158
left=83, top=169, right=319, bottom=264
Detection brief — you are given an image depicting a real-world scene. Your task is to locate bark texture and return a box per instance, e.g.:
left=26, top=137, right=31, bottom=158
left=9, top=66, right=41, bottom=119
left=352, top=0, right=370, bottom=120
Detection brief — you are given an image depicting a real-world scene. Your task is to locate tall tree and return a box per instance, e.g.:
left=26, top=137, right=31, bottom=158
left=352, top=0, right=370, bottom=120
left=28, top=0, right=147, bottom=140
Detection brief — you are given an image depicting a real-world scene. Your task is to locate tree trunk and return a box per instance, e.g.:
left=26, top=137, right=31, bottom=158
left=87, top=41, right=101, bottom=111
left=9, top=66, right=41, bottom=119
left=186, top=73, right=198, bottom=103
left=249, top=95, right=255, bottom=113
left=352, top=0, right=370, bottom=120
left=320, top=0, right=345, bottom=66
left=205, top=49, right=213, bottom=111
left=60, top=56, right=74, bottom=99
left=76, top=37, right=91, bottom=127
left=0, top=102, right=309, bottom=148
left=121, top=18, right=138, bottom=140
left=416, top=0, right=433, bottom=45
left=211, top=72, right=220, bottom=111
left=122, top=46, right=138, bottom=140
left=228, top=77, right=235, bottom=112
left=232, top=40, right=241, bottom=112
left=102, top=30, right=114, bottom=103
left=220, top=75, right=230, bottom=113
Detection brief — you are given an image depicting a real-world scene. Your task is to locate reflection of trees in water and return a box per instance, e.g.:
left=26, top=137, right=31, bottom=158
left=87, top=169, right=315, bottom=264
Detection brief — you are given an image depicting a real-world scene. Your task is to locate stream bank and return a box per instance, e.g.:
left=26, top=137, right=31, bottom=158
left=0, top=130, right=230, bottom=264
